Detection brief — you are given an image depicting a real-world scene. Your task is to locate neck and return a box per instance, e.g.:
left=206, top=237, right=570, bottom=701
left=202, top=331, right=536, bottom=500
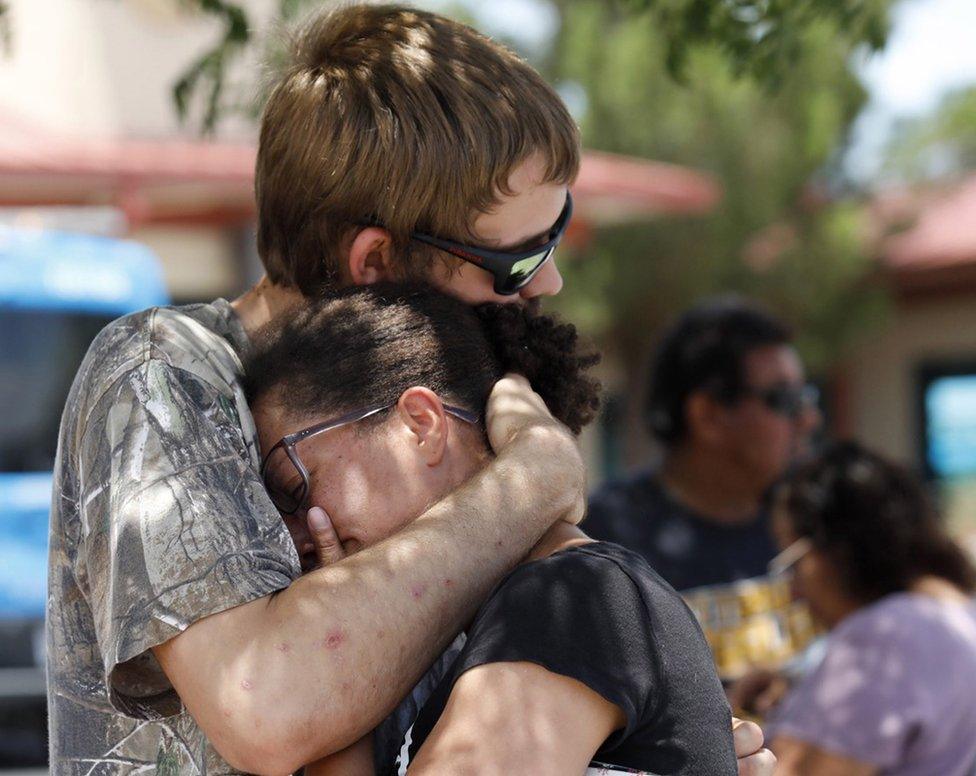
left=909, top=575, right=971, bottom=604
left=660, top=445, right=764, bottom=525
left=231, top=276, right=306, bottom=337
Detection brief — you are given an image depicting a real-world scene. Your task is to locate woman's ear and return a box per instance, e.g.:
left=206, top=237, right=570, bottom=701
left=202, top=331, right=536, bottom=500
left=346, top=227, right=397, bottom=286
left=396, top=387, right=449, bottom=466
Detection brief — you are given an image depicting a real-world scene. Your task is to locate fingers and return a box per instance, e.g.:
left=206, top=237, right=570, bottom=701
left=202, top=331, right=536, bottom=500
left=732, top=717, right=764, bottom=757
left=485, top=373, right=555, bottom=452
left=732, top=718, right=776, bottom=776
left=737, top=749, right=777, bottom=776
left=307, top=506, right=346, bottom=567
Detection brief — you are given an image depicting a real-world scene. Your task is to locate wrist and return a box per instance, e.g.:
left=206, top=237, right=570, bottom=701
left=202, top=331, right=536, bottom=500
left=496, top=425, right=586, bottom=521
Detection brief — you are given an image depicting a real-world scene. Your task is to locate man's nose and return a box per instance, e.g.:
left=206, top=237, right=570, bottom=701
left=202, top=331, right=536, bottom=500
left=519, top=259, right=563, bottom=299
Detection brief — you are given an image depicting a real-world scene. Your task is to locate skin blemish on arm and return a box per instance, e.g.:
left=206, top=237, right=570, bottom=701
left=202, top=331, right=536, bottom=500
left=241, top=679, right=253, bottom=691
left=443, top=578, right=453, bottom=587
left=320, top=630, right=345, bottom=650
left=275, top=642, right=291, bottom=653
left=410, top=583, right=428, bottom=600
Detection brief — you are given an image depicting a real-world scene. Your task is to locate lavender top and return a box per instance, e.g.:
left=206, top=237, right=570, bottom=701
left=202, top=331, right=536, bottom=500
left=767, top=592, right=976, bottom=775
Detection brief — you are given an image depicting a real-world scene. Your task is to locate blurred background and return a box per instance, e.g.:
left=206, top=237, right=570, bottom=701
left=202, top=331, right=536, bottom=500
left=1, top=0, right=976, bottom=768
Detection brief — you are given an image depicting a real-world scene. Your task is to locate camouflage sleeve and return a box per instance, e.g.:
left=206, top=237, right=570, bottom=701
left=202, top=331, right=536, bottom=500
left=73, top=356, right=300, bottom=719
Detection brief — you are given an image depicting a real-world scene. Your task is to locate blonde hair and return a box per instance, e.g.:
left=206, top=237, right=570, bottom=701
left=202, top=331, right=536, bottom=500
left=255, top=3, right=580, bottom=296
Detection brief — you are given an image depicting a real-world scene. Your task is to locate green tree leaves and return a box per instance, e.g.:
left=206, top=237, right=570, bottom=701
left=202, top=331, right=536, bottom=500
left=546, top=0, right=891, bottom=372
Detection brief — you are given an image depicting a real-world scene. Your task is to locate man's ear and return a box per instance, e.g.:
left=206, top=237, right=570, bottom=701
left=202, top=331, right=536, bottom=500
left=395, top=387, right=449, bottom=466
left=346, top=226, right=397, bottom=286
left=685, top=392, right=727, bottom=448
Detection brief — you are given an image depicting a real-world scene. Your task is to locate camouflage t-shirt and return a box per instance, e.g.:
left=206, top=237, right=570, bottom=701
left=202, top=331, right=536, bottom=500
left=47, top=300, right=301, bottom=774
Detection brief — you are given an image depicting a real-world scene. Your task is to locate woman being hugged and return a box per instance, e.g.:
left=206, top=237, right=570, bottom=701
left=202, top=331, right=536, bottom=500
left=245, top=283, right=742, bottom=776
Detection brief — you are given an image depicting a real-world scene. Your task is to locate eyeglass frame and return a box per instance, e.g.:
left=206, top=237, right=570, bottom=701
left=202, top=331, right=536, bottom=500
left=408, top=192, right=574, bottom=296
left=260, top=401, right=481, bottom=515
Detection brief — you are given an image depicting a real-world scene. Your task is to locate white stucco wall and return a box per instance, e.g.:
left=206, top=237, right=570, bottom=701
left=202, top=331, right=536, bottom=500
left=847, top=293, right=976, bottom=465
left=0, top=0, right=272, bottom=138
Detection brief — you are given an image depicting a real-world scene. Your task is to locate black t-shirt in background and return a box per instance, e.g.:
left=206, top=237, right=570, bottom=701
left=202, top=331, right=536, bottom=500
left=388, top=542, right=737, bottom=776
left=585, top=470, right=778, bottom=592
left=584, top=471, right=823, bottom=684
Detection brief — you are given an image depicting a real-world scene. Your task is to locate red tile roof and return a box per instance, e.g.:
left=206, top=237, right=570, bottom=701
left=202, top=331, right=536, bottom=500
left=0, top=118, right=721, bottom=225
left=883, top=175, right=976, bottom=272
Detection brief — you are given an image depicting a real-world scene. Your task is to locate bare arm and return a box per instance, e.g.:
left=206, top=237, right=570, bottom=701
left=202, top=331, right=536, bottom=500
left=153, top=376, right=586, bottom=775
left=305, top=734, right=374, bottom=776
left=772, top=735, right=878, bottom=776
left=403, top=667, right=777, bottom=776
left=408, top=661, right=624, bottom=776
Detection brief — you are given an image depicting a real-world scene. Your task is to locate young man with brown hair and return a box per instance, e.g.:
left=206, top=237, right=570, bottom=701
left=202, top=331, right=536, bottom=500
left=46, top=5, right=772, bottom=774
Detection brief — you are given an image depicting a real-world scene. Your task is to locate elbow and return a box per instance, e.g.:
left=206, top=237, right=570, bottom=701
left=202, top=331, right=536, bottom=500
left=211, top=729, right=304, bottom=776
left=219, top=751, right=288, bottom=776
left=209, top=702, right=350, bottom=775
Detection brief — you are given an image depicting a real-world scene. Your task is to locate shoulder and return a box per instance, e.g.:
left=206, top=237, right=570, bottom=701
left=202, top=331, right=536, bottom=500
left=770, top=595, right=976, bottom=763
left=64, top=302, right=249, bottom=457
left=833, top=593, right=976, bottom=656
left=474, top=542, right=691, bottom=658
left=80, top=302, right=242, bottom=407
left=460, top=544, right=669, bottom=731
left=788, top=594, right=976, bottom=716
left=145, top=303, right=245, bottom=392
left=496, top=542, right=656, bottom=599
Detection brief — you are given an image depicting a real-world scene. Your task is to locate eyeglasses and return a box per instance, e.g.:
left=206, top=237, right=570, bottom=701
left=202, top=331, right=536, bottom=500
left=260, top=401, right=480, bottom=515
left=410, top=192, right=574, bottom=296
left=741, top=383, right=820, bottom=419
left=767, top=537, right=813, bottom=577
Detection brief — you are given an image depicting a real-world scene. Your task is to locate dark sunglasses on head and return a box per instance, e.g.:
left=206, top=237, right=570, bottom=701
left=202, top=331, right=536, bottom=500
left=410, top=192, right=574, bottom=296
left=741, top=383, right=820, bottom=419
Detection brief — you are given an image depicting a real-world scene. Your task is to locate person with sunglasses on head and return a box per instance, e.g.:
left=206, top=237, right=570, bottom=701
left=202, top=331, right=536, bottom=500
left=245, top=283, right=741, bottom=776
left=46, top=6, right=774, bottom=775
left=585, top=296, right=823, bottom=683
left=763, top=441, right=976, bottom=776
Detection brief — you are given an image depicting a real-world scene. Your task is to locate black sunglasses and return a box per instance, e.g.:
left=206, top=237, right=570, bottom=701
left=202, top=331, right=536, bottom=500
left=410, top=192, right=574, bottom=296
left=741, top=383, right=820, bottom=419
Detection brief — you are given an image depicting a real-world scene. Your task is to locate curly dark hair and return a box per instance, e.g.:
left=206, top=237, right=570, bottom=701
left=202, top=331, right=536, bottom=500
left=774, top=440, right=976, bottom=603
left=244, top=283, right=601, bottom=435
left=645, top=296, right=792, bottom=446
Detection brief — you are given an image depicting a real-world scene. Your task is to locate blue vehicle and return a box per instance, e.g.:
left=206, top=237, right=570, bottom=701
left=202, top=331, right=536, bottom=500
left=0, top=227, right=167, bottom=759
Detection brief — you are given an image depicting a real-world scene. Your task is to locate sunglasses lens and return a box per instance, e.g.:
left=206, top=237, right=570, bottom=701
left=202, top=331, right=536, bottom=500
left=766, top=388, right=799, bottom=416
left=496, top=249, right=553, bottom=295
left=764, top=385, right=819, bottom=417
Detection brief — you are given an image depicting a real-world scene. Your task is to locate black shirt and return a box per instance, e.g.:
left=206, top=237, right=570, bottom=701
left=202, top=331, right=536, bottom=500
left=584, top=471, right=819, bottom=683
left=388, top=542, right=737, bottom=775
left=585, top=470, right=778, bottom=592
